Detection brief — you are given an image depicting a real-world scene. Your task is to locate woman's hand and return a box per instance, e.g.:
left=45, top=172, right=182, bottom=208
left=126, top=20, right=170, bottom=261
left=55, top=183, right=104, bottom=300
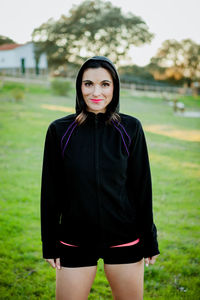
left=45, top=258, right=61, bottom=269
left=144, top=254, right=159, bottom=267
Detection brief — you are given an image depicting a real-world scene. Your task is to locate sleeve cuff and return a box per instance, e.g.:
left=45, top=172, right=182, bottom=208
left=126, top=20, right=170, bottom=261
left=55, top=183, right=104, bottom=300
left=142, top=224, right=160, bottom=258
left=42, top=240, right=60, bottom=259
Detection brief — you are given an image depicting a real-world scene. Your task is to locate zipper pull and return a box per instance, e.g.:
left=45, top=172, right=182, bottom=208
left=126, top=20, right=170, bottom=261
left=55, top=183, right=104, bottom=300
left=95, top=115, right=98, bottom=127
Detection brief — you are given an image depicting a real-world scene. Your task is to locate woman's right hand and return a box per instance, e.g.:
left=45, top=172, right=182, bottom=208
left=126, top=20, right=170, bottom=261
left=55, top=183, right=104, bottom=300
left=45, top=258, right=61, bottom=269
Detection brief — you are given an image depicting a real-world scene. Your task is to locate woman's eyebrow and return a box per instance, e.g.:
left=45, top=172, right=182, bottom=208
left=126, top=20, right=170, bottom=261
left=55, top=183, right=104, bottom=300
left=82, top=79, right=112, bottom=83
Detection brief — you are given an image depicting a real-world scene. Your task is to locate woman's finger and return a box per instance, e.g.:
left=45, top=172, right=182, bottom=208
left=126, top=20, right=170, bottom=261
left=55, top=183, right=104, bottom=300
left=149, top=254, right=159, bottom=265
left=55, top=258, right=61, bottom=269
left=45, top=258, right=56, bottom=268
left=144, top=257, right=150, bottom=267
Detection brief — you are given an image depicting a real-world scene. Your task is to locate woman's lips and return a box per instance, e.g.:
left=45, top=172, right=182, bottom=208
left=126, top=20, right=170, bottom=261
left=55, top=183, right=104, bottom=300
left=91, top=99, right=103, bottom=103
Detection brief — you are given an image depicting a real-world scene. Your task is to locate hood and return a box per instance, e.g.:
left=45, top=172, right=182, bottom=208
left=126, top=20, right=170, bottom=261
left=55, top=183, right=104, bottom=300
left=75, top=56, right=120, bottom=116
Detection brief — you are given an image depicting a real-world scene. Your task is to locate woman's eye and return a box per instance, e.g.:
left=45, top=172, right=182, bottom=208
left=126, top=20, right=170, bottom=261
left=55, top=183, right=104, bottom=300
left=83, top=82, right=110, bottom=87
left=84, top=82, right=92, bottom=87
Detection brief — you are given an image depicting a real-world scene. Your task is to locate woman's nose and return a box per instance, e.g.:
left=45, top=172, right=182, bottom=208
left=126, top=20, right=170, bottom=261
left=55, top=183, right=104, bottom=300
left=92, top=85, right=101, bottom=96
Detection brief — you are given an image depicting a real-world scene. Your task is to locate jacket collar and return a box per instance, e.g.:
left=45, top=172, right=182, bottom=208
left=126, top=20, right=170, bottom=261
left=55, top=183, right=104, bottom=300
left=86, top=110, right=109, bottom=122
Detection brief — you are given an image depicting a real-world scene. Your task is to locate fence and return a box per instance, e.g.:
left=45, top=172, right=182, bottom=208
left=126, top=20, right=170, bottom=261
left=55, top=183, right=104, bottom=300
left=121, top=82, right=192, bottom=95
left=0, top=75, right=193, bottom=96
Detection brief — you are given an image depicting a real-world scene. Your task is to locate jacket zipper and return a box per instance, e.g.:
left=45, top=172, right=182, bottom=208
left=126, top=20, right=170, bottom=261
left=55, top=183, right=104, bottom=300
left=95, top=116, right=100, bottom=180
left=94, top=115, right=104, bottom=246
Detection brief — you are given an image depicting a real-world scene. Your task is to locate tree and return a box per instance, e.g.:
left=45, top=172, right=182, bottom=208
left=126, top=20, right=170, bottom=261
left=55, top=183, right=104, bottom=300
left=118, top=64, right=155, bottom=84
left=149, top=39, right=200, bottom=84
left=32, top=0, right=153, bottom=70
left=0, top=35, right=16, bottom=45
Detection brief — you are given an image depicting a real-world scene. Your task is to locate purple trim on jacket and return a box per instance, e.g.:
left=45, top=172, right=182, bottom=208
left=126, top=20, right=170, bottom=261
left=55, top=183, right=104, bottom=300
left=111, top=120, right=130, bottom=156
left=61, top=120, right=77, bottom=150
left=118, top=122, right=131, bottom=146
left=62, top=123, right=78, bottom=157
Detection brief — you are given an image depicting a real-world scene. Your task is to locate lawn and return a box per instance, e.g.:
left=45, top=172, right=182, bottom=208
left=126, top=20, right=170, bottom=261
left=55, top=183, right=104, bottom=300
left=0, top=81, right=199, bottom=299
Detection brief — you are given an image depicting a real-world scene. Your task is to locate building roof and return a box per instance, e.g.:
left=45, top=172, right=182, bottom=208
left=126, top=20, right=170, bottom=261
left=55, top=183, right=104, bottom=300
left=0, top=44, right=23, bottom=51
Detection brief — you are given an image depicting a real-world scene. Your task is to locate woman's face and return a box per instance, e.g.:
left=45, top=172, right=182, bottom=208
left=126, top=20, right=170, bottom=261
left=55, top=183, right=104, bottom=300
left=81, top=67, right=114, bottom=114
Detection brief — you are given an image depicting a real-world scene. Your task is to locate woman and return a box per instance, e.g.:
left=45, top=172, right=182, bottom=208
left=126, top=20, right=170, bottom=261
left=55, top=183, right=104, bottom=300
left=40, top=56, right=160, bottom=299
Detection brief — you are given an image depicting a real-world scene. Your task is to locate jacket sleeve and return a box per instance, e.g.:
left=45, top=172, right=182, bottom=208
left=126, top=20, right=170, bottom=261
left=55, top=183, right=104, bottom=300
left=40, top=123, right=63, bottom=259
left=127, top=120, right=160, bottom=258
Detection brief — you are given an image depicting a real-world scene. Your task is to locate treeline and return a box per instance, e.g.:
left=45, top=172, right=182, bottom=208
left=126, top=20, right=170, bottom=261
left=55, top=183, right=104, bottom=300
left=1, top=0, right=200, bottom=86
left=119, top=38, right=200, bottom=87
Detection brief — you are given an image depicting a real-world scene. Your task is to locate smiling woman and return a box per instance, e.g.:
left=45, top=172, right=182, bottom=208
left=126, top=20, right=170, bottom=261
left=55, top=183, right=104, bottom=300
left=40, top=56, right=160, bottom=300
left=75, top=58, right=121, bottom=125
left=81, top=68, right=114, bottom=114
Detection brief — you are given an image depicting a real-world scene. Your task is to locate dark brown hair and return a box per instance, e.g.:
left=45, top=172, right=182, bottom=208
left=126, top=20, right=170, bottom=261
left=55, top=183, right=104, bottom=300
left=75, top=60, right=121, bottom=125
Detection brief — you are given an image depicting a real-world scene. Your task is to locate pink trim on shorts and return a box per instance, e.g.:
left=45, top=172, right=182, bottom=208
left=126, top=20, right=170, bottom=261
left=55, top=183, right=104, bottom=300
left=60, top=238, right=140, bottom=248
left=60, top=241, right=79, bottom=247
left=110, top=238, right=140, bottom=248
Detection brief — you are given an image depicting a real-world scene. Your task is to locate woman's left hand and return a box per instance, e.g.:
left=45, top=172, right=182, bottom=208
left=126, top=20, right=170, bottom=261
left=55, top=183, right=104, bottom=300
left=145, top=254, right=159, bottom=267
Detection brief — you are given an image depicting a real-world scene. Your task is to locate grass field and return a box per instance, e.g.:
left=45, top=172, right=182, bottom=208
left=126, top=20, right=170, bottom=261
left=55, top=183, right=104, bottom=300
left=0, top=81, right=200, bottom=299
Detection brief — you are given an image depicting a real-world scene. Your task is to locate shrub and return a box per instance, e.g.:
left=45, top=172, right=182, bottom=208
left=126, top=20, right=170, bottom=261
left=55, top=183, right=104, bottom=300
left=1, top=82, right=26, bottom=92
left=50, top=79, right=72, bottom=96
left=11, top=88, right=25, bottom=102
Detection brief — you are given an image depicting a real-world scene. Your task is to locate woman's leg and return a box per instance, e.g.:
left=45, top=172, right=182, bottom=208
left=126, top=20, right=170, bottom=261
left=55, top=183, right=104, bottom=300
left=104, top=258, right=144, bottom=300
left=56, top=265, right=97, bottom=300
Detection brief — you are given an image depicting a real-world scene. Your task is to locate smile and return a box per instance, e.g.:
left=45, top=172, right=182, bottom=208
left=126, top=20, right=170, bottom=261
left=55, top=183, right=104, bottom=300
left=91, top=99, right=103, bottom=103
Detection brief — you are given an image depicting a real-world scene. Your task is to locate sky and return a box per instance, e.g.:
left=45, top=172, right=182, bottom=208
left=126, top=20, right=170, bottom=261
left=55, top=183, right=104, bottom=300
left=1, top=0, right=200, bottom=66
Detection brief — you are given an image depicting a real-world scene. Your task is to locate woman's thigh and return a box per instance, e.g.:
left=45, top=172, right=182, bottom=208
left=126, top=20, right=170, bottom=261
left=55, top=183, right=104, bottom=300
left=104, top=258, right=144, bottom=300
left=56, top=265, right=97, bottom=300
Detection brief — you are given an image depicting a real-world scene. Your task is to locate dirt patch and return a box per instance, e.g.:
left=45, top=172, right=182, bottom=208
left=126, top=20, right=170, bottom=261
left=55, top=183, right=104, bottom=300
left=41, top=104, right=75, bottom=113
left=144, top=125, right=200, bottom=142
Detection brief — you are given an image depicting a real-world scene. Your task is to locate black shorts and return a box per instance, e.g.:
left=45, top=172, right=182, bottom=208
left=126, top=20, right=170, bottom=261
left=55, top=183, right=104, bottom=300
left=59, top=238, right=144, bottom=268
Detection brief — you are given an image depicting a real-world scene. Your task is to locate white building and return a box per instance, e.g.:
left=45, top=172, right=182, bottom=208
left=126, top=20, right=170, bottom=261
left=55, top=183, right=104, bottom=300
left=0, top=42, right=48, bottom=76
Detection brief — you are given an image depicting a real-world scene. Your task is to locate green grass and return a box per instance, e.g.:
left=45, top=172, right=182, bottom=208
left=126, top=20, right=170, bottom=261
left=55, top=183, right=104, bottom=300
left=0, top=82, right=200, bottom=299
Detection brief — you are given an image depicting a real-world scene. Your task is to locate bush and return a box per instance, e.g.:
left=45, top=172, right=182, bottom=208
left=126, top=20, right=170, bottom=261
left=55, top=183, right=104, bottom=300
left=50, top=79, right=72, bottom=96
left=1, top=82, right=26, bottom=92
left=11, top=88, right=25, bottom=102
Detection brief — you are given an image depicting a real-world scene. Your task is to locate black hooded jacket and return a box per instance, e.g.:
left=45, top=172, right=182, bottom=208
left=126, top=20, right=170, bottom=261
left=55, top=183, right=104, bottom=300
left=40, top=56, right=160, bottom=259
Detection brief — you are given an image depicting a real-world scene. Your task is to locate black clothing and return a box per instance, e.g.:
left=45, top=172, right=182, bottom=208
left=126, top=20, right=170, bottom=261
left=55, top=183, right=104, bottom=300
left=40, top=56, right=160, bottom=259
left=59, top=239, right=144, bottom=268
